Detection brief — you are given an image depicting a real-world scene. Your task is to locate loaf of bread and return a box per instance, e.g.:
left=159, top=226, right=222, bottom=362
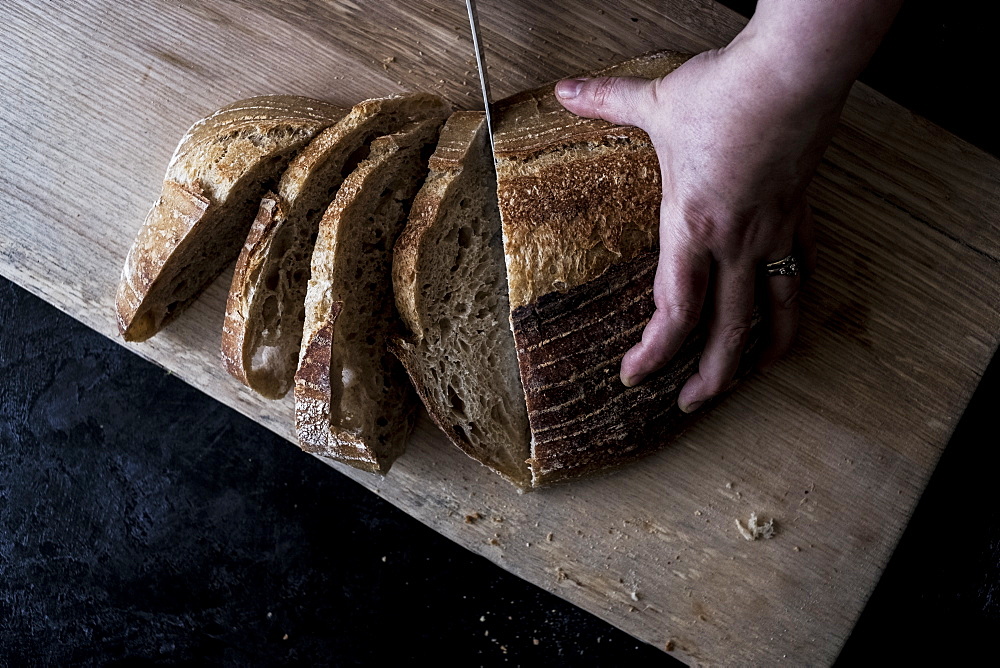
left=394, top=51, right=764, bottom=487
left=294, top=115, right=446, bottom=474
left=222, top=94, right=451, bottom=399
left=116, top=96, right=346, bottom=341
left=392, top=112, right=532, bottom=488
left=121, top=52, right=762, bottom=486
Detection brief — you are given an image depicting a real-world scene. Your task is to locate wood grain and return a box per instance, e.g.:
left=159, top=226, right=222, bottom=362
left=1, top=1, right=998, bottom=664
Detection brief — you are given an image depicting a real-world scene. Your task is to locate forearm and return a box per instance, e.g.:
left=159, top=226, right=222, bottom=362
left=732, top=0, right=904, bottom=104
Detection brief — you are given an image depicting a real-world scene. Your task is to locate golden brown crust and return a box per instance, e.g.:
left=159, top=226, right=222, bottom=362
left=494, top=50, right=690, bottom=310
left=116, top=95, right=346, bottom=342
left=493, top=51, right=691, bottom=159
left=391, top=170, right=449, bottom=335
left=277, top=93, right=452, bottom=204
left=497, top=139, right=662, bottom=310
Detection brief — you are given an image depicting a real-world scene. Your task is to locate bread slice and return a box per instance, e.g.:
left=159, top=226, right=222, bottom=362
left=222, top=94, right=450, bottom=399
left=116, top=96, right=346, bottom=342
left=494, top=50, right=765, bottom=486
left=392, top=112, right=532, bottom=488
left=294, top=117, right=445, bottom=474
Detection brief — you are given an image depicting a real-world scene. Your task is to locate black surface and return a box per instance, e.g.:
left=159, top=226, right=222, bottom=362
left=2, top=1, right=999, bottom=665
left=0, top=280, right=666, bottom=664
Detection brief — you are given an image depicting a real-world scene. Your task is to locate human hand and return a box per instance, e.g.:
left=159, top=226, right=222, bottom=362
left=554, top=35, right=850, bottom=411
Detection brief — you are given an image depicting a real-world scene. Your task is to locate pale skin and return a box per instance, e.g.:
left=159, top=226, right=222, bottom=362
left=556, top=0, right=903, bottom=412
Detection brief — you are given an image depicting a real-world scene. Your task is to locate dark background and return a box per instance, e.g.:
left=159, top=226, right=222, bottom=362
left=2, top=1, right=998, bottom=664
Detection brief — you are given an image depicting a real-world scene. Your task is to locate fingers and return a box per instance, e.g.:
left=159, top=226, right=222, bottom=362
left=796, top=204, right=818, bottom=279
left=620, top=242, right=710, bottom=387
left=757, top=268, right=801, bottom=373
left=759, top=206, right=811, bottom=371
left=555, top=76, right=660, bottom=128
left=677, top=261, right=756, bottom=413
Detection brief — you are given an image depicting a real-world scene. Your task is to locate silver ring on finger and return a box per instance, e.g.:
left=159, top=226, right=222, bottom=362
left=764, top=254, right=800, bottom=278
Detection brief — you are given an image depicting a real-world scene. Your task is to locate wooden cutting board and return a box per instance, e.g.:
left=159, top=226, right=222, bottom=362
left=2, top=1, right=998, bottom=664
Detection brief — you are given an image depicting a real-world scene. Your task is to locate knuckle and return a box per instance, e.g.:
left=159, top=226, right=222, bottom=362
left=590, top=77, right=619, bottom=111
left=676, top=206, right=737, bottom=248
left=648, top=77, right=666, bottom=107
left=660, top=301, right=701, bottom=331
left=678, top=207, right=716, bottom=243
left=719, top=323, right=751, bottom=352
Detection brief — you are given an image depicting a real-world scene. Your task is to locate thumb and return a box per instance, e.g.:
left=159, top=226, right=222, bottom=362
left=554, top=76, right=659, bottom=128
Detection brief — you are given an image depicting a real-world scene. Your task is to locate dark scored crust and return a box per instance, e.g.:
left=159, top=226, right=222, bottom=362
left=514, top=253, right=764, bottom=486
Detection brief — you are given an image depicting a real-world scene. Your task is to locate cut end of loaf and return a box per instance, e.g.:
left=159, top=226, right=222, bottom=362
left=391, top=111, right=533, bottom=489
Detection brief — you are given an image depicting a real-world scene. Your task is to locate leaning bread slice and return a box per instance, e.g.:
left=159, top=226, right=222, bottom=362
left=492, top=50, right=764, bottom=486
left=294, top=117, right=444, bottom=474
left=392, top=112, right=532, bottom=488
left=222, top=94, right=450, bottom=399
left=116, top=95, right=346, bottom=342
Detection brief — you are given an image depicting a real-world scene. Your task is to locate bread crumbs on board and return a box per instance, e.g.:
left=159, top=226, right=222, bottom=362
left=735, top=512, right=776, bottom=541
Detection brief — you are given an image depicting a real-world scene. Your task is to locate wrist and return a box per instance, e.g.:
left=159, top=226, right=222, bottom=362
left=720, top=29, right=851, bottom=116
left=727, top=0, right=902, bottom=109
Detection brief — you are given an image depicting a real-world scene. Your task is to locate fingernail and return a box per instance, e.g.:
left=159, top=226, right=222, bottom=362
left=556, top=78, right=588, bottom=99
left=681, top=400, right=704, bottom=414
left=621, top=373, right=644, bottom=388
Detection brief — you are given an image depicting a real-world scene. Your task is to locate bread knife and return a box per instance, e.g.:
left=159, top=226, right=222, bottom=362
left=464, top=0, right=497, bottom=160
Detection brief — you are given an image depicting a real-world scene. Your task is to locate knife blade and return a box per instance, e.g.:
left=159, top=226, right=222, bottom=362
left=464, top=0, right=497, bottom=159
